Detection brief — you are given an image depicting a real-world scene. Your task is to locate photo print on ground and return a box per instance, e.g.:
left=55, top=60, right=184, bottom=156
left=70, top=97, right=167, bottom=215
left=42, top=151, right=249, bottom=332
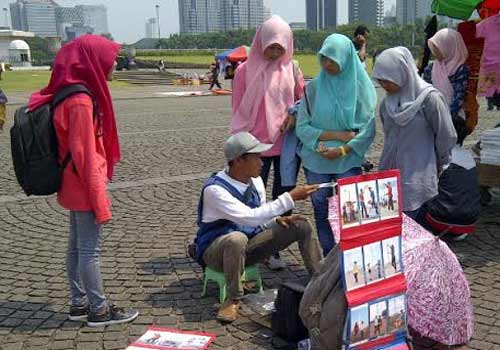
left=343, top=247, right=366, bottom=291
left=388, top=294, right=407, bottom=334
left=349, top=304, right=370, bottom=345
left=378, top=177, right=400, bottom=221
left=340, top=183, right=361, bottom=228
left=363, top=242, right=384, bottom=284
left=369, top=300, right=388, bottom=338
left=382, top=236, right=403, bottom=279
left=131, top=327, right=215, bottom=350
left=357, top=180, right=381, bottom=225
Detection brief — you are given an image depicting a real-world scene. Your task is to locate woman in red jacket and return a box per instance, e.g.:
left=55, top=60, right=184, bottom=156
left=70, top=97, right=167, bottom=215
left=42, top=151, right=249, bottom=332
left=28, top=35, right=138, bottom=327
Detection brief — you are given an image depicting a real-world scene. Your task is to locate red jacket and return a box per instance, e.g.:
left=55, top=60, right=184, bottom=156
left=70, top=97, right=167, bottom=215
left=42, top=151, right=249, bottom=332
left=54, top=93, right=111, bottom=223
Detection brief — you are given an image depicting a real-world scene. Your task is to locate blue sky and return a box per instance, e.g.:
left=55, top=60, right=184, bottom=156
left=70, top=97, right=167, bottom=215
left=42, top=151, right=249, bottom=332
left=1, top=0, right=397, bottom=43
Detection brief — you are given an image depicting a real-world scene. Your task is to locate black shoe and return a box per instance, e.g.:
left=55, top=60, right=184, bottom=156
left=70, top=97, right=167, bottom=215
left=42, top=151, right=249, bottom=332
left=87, top=304, right=139, bottom=327
left=69, top=304, right=90, bottom=321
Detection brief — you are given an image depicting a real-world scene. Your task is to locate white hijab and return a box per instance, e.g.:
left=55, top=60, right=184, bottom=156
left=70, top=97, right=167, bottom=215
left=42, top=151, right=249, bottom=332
left=373, top=47, right=437, bottom=126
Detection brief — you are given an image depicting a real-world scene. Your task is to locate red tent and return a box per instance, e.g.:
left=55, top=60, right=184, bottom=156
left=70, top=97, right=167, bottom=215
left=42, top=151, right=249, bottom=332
left=227, top=46, right=250, bottom=63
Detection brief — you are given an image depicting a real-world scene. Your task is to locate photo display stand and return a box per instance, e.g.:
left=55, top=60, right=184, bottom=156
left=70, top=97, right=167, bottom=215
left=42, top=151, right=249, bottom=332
left=337, top=170, right=409, bottom=350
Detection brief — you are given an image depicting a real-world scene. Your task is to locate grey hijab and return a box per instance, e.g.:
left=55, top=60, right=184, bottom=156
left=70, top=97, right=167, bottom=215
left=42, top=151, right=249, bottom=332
left=373, top=47, right=436, bottom=126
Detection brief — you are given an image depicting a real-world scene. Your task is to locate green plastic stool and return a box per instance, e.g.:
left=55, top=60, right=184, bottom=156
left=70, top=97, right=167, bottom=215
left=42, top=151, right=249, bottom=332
left=201, top=265, right=263, bottom=303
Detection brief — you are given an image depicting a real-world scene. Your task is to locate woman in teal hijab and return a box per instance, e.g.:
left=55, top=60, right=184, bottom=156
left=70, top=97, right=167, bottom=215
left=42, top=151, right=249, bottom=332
left=296, top=34, right=377, bottom=255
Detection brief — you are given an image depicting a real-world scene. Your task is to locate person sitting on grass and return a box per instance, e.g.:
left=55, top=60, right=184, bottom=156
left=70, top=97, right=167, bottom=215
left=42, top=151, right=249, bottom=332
left=194, top=132, right=322, bottom=323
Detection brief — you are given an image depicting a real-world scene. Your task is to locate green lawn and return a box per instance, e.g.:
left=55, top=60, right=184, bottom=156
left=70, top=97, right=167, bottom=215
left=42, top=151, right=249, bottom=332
left=137, top=55, right=214, bottom=67
left=0, top=70, right=129, bottom=94
left=138, top=53, right=322, bottom=77
left=138, top=54, right=373, bottom=78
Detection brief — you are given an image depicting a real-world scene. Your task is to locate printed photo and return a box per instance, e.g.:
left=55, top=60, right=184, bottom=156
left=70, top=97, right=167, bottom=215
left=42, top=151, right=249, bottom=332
left=382, top=236, right=402, bottom=278
left=349, top=304, right=370, bottom=345
left=134, top=328, right=214, bottom=350
left=363, top=242, right=384, bottom=283
left=388, top=295, right=407, bottom=334
left=343, top=247, right=366, bottom=291
left=378, top=177, right=400, bottom=221
left=357, top=180, right=380, bottom=224
left=369, top=300, right=388, bottom=338
left=340, top=184, right=360, bottom=228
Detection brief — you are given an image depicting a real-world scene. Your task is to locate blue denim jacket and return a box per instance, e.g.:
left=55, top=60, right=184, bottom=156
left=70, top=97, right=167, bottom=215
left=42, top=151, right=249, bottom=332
left=280, top=101, right=302, bottom=187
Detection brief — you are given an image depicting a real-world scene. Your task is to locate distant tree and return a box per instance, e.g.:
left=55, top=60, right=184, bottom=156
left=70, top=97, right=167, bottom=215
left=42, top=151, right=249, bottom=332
left=140, top=17, right=446, bottom=57
left=25, top=37, right=54, bottom=65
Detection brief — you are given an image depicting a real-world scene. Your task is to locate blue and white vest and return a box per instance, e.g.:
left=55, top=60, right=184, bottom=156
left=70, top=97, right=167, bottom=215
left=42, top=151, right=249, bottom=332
left=195, top=174, right=262, bottom=265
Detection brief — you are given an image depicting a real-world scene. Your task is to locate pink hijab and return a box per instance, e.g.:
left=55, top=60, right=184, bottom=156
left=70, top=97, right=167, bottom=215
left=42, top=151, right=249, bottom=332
left=231, top=15, right=295, bottom=143
left=428, top=28, right=468, bottom=105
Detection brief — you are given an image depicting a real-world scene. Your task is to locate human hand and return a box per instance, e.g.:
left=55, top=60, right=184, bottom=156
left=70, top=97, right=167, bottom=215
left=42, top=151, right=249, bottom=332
left=289, top=185, right=319, bottom=201
left=339, top=131, right=357, bottom=142
left=276, top=215, right=307, bottom=229
left=318, top=145, right=342, bottom=160
left=355, top=35, right=367, bottom=46
left=280, top=115, right=296, bottom=133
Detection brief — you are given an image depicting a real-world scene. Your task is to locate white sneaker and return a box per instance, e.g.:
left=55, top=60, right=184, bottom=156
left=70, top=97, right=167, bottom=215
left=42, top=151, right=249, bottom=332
left=267, top=256, right=286, bottom=270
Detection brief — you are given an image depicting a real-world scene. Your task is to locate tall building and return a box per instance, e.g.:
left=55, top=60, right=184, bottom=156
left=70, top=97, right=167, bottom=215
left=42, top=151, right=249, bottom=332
left=396, top=0, right=433, bottom=25
left=224, top=0, right=265, bottom=30
left=10, top=0, right=58, bottom=37
left=11, top=1, right=109, bottom=39
left=416, top=0, right=433, bottom=20
left=349, top=0, right=384, bottom=27
left=306, top=0, right=337, bottom=31
left=178, top=0, right=222, bottom=34
left=55, top=6, right=81, bottom=40
left=145, top=17, right=157, bottom=39
left=77, top=5, right=108, bottom=35
left=178, top=0, right=265, bottom=34
left=263, top=6, right=271, bottom=20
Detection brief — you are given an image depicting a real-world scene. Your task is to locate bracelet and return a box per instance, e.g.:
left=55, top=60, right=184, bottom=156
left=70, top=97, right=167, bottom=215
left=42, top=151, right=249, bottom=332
left=339, top=146, right=347, bottom=157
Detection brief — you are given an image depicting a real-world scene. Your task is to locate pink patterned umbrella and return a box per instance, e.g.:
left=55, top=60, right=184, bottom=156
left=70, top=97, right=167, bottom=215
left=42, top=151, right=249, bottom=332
left=328, top=197, right=474, bottom=345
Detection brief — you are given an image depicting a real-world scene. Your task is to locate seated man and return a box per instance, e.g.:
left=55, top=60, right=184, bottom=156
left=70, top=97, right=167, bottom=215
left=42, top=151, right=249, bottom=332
left=195, top=132, right=322, bottom=323
left=422, top=116, right=481, bottom=240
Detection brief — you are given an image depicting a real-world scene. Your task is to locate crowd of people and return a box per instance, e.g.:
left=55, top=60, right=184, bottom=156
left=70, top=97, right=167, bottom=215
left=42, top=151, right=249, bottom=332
left=195, top=14, right=484, bottom=345
left=5, top=10, right=493, bottom=348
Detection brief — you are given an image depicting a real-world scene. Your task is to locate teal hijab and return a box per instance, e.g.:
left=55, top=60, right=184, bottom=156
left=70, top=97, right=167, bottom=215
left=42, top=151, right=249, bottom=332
left=314, top=34, right=377, bottom=131
left=296, top=33, right=377, bottom=175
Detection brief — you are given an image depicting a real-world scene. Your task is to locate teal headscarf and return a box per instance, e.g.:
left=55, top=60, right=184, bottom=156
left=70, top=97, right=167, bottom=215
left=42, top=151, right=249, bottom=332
left=296, top=34, right=377, bottom=175
left=315, top=34, right=377, bottom=131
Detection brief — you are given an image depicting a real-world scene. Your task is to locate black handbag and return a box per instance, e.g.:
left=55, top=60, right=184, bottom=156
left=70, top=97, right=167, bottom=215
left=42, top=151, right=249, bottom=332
left=272, top=282, right=309, bottom=343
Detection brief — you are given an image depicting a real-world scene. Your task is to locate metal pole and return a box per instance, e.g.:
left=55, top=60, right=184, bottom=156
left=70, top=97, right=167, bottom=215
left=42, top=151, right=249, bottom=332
left=156, top=4, right=161, bottom=49
left=316, top=0, right=320, bottom=31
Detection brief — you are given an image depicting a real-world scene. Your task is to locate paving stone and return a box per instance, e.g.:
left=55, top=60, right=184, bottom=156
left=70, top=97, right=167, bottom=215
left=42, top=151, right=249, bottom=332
left=51, top=340, right=75, bottom=350
left=0, top=89, right=499, bottom=349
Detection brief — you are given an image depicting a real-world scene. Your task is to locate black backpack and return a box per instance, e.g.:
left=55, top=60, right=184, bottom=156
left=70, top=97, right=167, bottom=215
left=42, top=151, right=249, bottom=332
left=10, top=84, right=94, bottom=196
left=272, top=281, right=309, bottom=343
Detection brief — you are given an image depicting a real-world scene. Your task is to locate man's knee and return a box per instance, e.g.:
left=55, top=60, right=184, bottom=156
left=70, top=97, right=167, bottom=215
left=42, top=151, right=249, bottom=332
left=224, top=232, right=248, bottom=251
left=295, top=219, right=313, bottom=238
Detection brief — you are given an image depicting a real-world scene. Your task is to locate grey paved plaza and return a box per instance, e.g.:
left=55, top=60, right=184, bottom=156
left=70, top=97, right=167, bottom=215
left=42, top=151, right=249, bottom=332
left=0, top=85, right=499, bottom=350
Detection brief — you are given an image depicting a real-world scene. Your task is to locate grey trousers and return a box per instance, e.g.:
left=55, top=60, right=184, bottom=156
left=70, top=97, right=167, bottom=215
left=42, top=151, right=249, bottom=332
left=202, top=220, right=322, bottom=300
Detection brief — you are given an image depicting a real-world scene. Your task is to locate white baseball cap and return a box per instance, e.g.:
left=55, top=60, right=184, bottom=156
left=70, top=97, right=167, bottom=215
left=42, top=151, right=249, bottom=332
left=224, top=132, right=273, bottom=162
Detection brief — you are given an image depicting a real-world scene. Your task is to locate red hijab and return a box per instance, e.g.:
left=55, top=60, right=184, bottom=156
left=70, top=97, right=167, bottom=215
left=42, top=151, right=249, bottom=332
left=28, top=35, right=122, bottom=180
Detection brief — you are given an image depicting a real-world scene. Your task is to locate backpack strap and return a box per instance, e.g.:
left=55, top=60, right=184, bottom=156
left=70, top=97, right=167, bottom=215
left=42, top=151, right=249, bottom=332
left=52, top=84, right=93, bottom=108
left=52, top=84, right=96, bottom=172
